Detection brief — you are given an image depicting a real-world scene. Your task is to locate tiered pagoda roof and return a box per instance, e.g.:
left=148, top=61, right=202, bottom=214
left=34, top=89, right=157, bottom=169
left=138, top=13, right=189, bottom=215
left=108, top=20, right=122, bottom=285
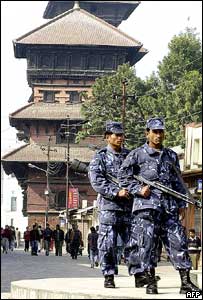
left=43, top=1, right=140, bottom=27
left=14, top=6, right=147, bottom=62
left=9, top=103, right=83, bottom=126
left=1, top=143, right=94, bottom=164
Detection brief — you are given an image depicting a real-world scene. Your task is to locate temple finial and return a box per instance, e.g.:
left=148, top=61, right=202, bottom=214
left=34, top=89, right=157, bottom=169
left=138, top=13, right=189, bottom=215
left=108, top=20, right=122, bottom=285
left=73, top=1, right=80, bottom=9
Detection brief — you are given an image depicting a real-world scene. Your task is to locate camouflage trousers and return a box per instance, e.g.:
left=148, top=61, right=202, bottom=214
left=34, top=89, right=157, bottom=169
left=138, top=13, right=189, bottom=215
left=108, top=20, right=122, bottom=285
left=98, top=210, right=131, bottom=276
left=127, top=208, right=192, bottom=275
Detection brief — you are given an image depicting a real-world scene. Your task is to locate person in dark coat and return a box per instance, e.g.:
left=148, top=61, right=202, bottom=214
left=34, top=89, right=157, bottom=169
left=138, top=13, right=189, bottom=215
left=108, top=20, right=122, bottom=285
left=69, top=224, right=82, bottom=259
left=53, top=224, right=64, bottom=256
left=43, top=223, right=53, bottom=256
left=23, top=226, right=30, bottom=252
left=30, top=224, right=40, bottom=256
left=88, top=226, right=99, bottom=268
left=118, top=117, right=201, bottom=295
left=2, top=225, right=11, bottom=254
left=89, top=121, right=132, bottom=288
left=65, top=228, right=72, bottom=254
left=188, top=229, right=201, bottom=270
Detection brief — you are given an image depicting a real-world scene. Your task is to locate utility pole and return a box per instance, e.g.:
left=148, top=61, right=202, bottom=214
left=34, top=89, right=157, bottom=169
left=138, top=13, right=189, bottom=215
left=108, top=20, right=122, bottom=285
left=113, top=79, right=144, bottom=137
left=41, top=135, right=56, bottom=226
left=61, top=116, right=70, bottom=231
left=121, top=79, right=128, bottom=133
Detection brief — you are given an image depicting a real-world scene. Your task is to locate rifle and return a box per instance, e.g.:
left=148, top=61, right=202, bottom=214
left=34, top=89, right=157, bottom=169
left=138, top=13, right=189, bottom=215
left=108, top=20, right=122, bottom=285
left=70, top=159, right=202, bottom=209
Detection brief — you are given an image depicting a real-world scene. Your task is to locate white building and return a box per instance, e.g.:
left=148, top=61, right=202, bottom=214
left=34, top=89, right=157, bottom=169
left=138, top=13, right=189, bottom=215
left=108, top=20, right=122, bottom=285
left=184, top=123, right=202, bottom=171
left=1, top=164, right=28, bottom=233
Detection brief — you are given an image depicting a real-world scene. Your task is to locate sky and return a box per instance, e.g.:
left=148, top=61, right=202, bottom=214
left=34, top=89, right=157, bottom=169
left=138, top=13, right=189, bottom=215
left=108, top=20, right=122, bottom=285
left=1, top=1, right=202, bottom=154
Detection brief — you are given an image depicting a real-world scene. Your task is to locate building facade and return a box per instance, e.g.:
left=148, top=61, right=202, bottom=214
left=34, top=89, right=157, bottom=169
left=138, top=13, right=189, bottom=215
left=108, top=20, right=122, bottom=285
left=182, top=123, right=202, bottom=235
left=1, top=164, right=28, bottom=234
left=172, top=123, right=202, bottom=235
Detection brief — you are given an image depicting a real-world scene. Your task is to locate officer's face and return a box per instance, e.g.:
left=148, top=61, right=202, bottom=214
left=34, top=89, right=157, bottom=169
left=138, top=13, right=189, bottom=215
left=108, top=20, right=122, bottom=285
left=106, top=133, right=124, bottom=150
left=146, top=129, right=165, bottom=149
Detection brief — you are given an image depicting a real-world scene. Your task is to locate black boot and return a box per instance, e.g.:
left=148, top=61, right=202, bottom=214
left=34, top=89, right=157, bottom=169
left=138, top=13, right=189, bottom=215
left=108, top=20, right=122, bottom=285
left=135, top=272, right=149, bottom=288
left=104, top=275, right=115, bottom=288
left=135, top=269, right=160, bottom=288
left=179, top=269, right=202, bottom=294
left=146, top=269, right=159, bottom=294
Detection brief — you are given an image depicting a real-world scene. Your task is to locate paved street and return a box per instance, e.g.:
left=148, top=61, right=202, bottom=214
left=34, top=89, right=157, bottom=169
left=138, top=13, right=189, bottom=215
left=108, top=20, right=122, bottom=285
left=1, top=247, right=202, bottom=299
left=1, top=247, right=102, bottom=293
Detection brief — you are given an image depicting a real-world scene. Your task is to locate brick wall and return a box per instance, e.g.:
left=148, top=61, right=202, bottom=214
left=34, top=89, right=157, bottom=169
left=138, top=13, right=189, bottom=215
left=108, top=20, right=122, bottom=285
left=26, top=174, right=97, bottom=231
left=28, top=213, right=60, bottom=230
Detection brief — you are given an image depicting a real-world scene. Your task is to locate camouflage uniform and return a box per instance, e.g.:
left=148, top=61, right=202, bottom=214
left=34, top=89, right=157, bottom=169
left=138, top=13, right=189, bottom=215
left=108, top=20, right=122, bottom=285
left=88, top=122, right=132, bottom=276
left=118, top=117, right=192, bottom=276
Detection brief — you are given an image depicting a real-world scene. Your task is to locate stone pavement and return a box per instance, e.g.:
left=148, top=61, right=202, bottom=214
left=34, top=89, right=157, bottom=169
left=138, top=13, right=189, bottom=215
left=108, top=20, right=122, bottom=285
left=1, top=247, right=202, bottom=299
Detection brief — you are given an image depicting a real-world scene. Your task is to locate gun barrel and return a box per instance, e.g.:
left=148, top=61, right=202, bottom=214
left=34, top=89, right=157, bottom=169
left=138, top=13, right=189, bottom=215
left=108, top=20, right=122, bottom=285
left=134, top=175, right=202, bottom=208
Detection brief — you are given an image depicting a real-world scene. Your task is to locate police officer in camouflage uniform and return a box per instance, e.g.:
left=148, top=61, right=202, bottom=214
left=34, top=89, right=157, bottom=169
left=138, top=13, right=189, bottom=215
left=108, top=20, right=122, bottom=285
left=89, top=121, right=132, bottom=288
left=118, top=117, right=201, bottom=295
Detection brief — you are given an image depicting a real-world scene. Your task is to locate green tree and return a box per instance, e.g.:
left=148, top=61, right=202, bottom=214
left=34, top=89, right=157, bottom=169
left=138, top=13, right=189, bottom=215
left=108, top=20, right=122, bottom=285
left=157, top=28, right=202, bottom=147
left=77, top=28, right=202, bottom=149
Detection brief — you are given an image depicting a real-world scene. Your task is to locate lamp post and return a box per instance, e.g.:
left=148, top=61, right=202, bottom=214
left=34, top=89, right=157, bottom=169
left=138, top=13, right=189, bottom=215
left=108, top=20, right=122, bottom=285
left=61, top=116, right=70, bottom=231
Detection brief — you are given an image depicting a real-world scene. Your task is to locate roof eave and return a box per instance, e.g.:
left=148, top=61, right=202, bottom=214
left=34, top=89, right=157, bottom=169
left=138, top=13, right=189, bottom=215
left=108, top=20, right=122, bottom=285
left=13, top=42, right=143, bottom=59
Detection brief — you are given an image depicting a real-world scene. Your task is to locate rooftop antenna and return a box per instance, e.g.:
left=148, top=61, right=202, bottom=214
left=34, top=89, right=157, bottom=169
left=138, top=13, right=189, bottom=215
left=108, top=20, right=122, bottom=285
left=73, top=1, right=80, bottom=9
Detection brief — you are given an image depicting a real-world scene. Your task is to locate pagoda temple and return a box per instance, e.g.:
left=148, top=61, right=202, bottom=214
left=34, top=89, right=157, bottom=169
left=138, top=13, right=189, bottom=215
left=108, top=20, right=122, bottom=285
left=2, top=1, right=147, bottom=235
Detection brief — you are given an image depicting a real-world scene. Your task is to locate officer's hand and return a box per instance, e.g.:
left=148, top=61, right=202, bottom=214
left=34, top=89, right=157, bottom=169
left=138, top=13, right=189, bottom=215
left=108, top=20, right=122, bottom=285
left=118, top=189, right=130, bottom=198
left=179, top=208, right=186, bottom=221
left=140, top=185, right=151, bottom=198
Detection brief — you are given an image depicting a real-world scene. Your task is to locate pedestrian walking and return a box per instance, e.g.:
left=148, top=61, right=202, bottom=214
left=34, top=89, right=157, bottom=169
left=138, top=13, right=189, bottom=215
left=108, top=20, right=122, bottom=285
left=38, top=225, right=43, bottom=253
left=15, top=228, right=21, bottom=248
left=65, top=228, right=72, bottom=254
left=118, top=116, right=201, bottom=295
left=23, top=226, right=30, bottom=252
left=188, top=228, right=201, bottom=270
left=43, top=223, right=53, bottom=256
left=96, top=225, right=99, bottom=233
left=88, top=226, right=99, bottom=268
left=53, top=224, right=64, bottom=256
left=88, top=121, right=132, bottom=288
left=9, top=226, right=16, bottom=251
left=2, top=225, right=11, bottom=254
left=69, top=224, right=82, bottom=259
left=30, top=224, right=40, bottom=256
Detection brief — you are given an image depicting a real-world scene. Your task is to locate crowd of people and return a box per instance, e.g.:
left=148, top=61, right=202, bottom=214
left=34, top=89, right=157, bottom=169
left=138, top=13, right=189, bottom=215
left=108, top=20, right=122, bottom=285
left=1, top=225, right=21, bottom=253
left=1, top=223, right=84, bottom=258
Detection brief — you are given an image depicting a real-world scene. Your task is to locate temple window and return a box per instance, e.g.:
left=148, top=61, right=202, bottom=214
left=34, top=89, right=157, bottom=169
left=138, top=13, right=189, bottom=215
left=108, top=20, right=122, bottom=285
left=69, top=91, right=81, bottom=103
left=43, top=91, right=56, bottom=103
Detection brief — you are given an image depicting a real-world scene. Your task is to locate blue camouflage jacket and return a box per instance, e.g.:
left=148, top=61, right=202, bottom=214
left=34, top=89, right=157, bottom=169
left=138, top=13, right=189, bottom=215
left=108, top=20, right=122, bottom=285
left=118, top=143, right=186, bottom=213
left=88, top=145, right=132, bottom=212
